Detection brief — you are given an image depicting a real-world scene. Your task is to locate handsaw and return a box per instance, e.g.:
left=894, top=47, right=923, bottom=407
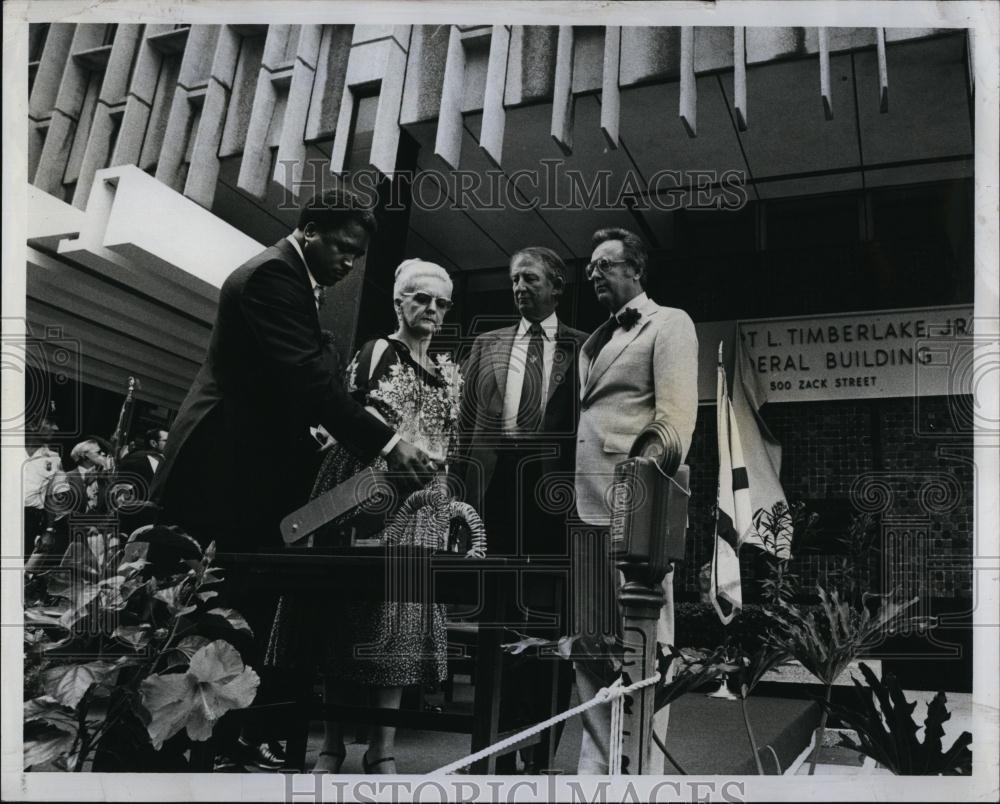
left=280, top=467, right=393, bottom=545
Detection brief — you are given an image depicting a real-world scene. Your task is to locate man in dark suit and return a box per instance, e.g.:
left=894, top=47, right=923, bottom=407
left=115, top=428, right=166, bottom=495
left=458, top=246, right=586, bottom=772
left=152, top=189, right=436, bottom=770
left=153, top=191, right=433, bottom=551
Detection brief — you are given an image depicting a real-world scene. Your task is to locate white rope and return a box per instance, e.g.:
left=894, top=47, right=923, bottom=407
left=430, top=672, right=662, bottom=775
left=608, top=684, right=624, bottom=774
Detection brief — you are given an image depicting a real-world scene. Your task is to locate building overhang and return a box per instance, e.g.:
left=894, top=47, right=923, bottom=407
left=26, top=166, right=262, bottom=408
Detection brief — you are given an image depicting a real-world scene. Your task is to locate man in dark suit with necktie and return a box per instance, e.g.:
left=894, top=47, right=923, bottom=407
left=458, top=246, right=586, bottom=772
left=152, top=189, right=436, bottom=770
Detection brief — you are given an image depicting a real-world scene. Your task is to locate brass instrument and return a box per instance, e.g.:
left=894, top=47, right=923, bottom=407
left=108, top=376, right=139, bottom=476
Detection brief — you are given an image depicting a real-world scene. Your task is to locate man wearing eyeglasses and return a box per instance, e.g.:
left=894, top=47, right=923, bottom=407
left=152, top=188, right=438, bottom=772
left=572, top=227, right=698, bottom=774
left=457, top=246, right=586, bottom=772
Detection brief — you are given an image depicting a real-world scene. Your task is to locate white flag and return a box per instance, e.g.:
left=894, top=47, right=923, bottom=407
left=711, top=343, right=754, bottom=624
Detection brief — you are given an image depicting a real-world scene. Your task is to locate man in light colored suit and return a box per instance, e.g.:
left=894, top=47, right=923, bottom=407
left=573, top=227, right=699, bottom=773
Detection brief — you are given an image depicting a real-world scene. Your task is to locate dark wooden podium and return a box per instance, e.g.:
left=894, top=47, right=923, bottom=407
left=216, top=548, right=569, bottom=774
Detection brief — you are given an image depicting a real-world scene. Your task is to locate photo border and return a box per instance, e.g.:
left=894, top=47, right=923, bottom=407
left=3, top=2, right=997, bottom=801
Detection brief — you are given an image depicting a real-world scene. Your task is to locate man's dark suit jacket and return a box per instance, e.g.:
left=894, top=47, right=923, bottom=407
left=152, top=238, right=394, bottom=552
left=458, top=320, right=587, bottom=556
left=117, top=449, right=163, bottom=494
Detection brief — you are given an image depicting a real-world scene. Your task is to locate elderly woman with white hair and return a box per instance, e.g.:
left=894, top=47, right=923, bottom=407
left=269, top=258, right=477, bottom=774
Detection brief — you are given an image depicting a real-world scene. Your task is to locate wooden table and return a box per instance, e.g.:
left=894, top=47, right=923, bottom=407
left=217, top=548, right=570, bottom=773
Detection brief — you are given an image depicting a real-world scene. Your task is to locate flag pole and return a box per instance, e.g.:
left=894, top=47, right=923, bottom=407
left=712, top=340, right=724, bottom=615
left=709, top=338, right=740, bottom=698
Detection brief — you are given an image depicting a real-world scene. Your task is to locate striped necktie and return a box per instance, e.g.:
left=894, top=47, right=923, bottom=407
left=516, top=322, right=545, bottom=433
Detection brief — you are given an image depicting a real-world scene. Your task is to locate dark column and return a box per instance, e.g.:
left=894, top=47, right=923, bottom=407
left=319, top=133, right=420, bottom=365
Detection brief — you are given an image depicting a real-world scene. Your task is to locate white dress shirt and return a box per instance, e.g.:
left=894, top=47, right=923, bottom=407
left=502, top=312, right=559, bottom=435
left=22, top=446, right=62, bottom=508
left=285, top=234, right=400, bottom=455
left=615, top=291, right=648, bottom=319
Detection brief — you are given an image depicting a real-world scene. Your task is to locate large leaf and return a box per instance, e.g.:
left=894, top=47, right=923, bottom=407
left=139, top=640, right=259, bottom=749
left=57, top=540, right=101, bottom=584
left=24, top=696, right=77, bottom=730
left=41, top=660, right=119, bottom=709
left=23, top=719, right=76, bottom=769
left=85, top=531, right=121, bottom=575
left=820, top=662, right=973, bottom=775
left=125, top=525, right=202, bottom=576
left=57, top=584, right=102, bottom=630
left=730, top=646, right=791, bottom=699
left=765, top=587, right=917, bottom=686
left=654, top=646, right=728, bottom=711
left=200, top=568, right=225, bottom=586
left=204, top=608, right=253, bottom=636
left=112, top=624, right=153, bottom=651
left=154, top=584, right=197, bottom=617
left=501, top=636, right=553, bottom=655
left=117, top=558, right=150, bottom=576
left=25, top=605, right=71, bottom=629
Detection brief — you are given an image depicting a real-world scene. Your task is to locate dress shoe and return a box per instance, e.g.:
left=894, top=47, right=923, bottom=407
left=212, top=753, right=245, bottom=772
left=237, top=738, right=287, bottom=771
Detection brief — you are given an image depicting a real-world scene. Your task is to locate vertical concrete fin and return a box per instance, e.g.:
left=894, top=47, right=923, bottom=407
left=551, top=26, right=575, bottom=154
left=679, top=26, right=697, bottom=137
left=184, top=26, right=242, bottom=208
left=733, top=26, right=748, bottom=131
left=819, top=27, right=833, bottom=121
left=479, top=25, right=511, bottom=168
left=71, top=24, right=145, bottom=209
left=274, top=25, right=323, bottom=192
left=369, top=26, right=412, bottom=180
left=237, top=25, right=292, bottom=198
left=434, top=26, right=467, bottom=169
left=156, top=25, right=218, bottom=192
left=601, top=26, right=621, bottom=148
left=876, top=27, right=889, bottom=113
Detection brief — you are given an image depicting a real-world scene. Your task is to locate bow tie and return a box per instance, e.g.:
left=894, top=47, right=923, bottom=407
left=616, top=307, right=641, bottom=331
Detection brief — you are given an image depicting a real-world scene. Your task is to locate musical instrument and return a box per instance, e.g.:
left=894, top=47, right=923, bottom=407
left=108, top=376, right=139, bottom=475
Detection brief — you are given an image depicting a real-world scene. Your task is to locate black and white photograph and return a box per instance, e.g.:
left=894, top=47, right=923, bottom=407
left=3, top=1, right=998, bottom=801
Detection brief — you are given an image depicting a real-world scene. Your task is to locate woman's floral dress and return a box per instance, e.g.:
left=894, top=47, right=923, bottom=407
left=310, top=337, right=462, bottom=686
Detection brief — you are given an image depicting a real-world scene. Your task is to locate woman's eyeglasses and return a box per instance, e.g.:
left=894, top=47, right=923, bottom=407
left=401, top=291, right=454, bottom=311
left=584, top=258, right=632, bottom=279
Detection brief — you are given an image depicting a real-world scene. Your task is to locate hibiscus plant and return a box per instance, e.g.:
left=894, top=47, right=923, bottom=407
left=23, top=525, right=259, bottom=771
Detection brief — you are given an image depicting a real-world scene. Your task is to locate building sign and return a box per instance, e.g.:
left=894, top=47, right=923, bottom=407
left=696, top=305, right=975, bottom=403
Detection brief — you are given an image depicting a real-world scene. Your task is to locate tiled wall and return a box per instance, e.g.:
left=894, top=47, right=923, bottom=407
left=678, top=394, right=973, bottom=602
